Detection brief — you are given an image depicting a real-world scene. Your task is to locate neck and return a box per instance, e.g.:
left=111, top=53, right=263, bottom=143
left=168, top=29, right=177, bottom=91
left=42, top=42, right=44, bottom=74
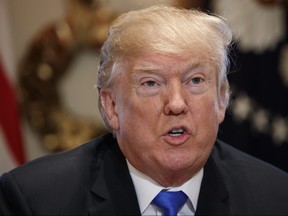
left=148, top=169, right=200, bottom=187
left=129, top=160, right=202, bottom=187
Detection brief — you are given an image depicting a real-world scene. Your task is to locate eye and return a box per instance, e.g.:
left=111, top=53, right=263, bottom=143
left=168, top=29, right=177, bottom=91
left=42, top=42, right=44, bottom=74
left=185, top=74, right=209, bottom=94
left=191, top=77, right=203, bottom=84
left=143, top=80, right=157, bottom=87
left=137, top=78, right=162, bottom=97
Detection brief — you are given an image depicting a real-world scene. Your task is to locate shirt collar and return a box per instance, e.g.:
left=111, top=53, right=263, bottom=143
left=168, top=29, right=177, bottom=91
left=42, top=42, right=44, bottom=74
left=127, top=160, right=203, bottom=214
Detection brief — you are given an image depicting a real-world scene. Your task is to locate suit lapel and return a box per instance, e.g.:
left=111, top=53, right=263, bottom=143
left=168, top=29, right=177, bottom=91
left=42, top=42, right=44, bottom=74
left=89, top=135, right=141, bottom=215
left=195, top=152, right=230, bottom=216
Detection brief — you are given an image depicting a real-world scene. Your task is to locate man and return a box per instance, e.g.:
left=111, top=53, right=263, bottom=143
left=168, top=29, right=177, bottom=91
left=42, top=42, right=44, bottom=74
left=1, top=5, right=288, bottom=216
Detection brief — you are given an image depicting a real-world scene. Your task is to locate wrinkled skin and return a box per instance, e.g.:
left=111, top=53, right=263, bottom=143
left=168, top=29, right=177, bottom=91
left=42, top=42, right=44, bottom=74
left=100, top=52, right=226, bottom=187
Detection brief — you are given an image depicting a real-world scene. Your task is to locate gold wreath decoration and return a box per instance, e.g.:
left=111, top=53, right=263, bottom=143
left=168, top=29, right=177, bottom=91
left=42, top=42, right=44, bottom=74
left=18, top=0, right=118, bottom=151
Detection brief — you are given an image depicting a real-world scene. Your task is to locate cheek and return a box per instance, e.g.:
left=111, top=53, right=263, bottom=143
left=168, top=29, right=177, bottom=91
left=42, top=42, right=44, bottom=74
left=193, top=95, right=222, bottom=128
left=121, top=95, right=162, bottom=120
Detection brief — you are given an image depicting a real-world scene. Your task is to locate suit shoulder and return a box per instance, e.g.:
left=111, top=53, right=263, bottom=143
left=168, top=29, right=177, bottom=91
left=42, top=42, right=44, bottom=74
left=1, top=133, right=116, bottom=187
left=0, top=133, right=117, bottom=215
left=209, top=140, right=288, bottom=214
left=212, top=139, right=288, bottom=184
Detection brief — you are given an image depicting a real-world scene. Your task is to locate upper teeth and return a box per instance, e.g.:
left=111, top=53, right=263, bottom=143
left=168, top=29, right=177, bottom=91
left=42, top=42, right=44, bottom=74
left=171, top=128, right=184, bottom=133
left=169, top=128, right=184, bottom=136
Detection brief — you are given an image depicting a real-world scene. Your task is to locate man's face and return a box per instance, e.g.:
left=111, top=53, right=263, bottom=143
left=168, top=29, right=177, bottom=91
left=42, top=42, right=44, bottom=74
left=101, top=52, right=226, bottom=186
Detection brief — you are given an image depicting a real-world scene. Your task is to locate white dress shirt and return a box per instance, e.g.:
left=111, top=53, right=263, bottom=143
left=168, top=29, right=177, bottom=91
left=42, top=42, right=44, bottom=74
left=127, top=160, right=203, bottom=216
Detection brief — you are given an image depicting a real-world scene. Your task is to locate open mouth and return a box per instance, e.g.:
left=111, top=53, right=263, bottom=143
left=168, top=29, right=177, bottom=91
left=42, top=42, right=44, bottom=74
left=168, top=128, right=185, bottom=137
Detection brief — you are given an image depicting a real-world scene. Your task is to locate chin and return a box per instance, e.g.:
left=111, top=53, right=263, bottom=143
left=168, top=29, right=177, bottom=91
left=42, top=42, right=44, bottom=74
left=161, top=155, right=200, bottom=173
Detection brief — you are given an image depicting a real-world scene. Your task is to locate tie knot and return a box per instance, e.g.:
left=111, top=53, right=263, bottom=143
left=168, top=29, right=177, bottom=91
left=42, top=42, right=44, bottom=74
left=152, top=190, right=188, bottom=216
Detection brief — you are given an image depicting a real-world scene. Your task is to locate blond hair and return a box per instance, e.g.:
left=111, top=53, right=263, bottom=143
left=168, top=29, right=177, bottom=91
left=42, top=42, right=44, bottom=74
left=97, top=5, right=233, bottom=130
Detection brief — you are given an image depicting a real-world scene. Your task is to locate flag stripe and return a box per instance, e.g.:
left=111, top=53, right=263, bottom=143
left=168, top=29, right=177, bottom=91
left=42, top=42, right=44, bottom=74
left=0, top=58, right=25, bottom=164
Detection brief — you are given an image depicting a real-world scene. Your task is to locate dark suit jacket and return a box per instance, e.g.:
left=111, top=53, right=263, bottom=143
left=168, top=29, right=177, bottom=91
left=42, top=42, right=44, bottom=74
left=1, top=133, right=288, bottom=215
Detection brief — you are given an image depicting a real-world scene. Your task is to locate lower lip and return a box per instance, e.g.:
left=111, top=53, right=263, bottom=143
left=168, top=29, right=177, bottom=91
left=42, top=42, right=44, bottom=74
left=162, top=132, right=190, bottom=146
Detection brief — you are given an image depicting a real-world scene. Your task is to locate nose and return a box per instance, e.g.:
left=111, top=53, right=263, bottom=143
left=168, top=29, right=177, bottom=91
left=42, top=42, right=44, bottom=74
left=164, top=82, right=189, bottom=115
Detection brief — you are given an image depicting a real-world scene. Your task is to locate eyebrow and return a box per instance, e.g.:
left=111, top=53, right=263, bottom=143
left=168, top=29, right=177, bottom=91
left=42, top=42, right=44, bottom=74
left=132, top=65, right=161, bottom=73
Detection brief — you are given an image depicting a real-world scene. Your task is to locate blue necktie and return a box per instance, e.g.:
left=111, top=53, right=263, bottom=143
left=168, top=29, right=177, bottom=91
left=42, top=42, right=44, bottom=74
left=152, top=190, right=188, bottom=216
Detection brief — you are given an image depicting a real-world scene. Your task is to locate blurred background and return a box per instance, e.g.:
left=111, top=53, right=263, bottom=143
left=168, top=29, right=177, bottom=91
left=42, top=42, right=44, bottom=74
left=1, top=0, right=288, bottom=174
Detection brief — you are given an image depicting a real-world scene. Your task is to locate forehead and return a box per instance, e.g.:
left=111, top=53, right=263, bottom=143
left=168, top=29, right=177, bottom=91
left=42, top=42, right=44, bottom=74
left=128, top=52, right=215, bottom=76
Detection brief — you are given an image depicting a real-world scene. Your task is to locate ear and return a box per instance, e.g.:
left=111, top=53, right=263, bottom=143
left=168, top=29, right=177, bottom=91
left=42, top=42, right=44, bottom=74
left=218, top=80, right=229, bottom=124
left=100, top=90, right=119, bottom=130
